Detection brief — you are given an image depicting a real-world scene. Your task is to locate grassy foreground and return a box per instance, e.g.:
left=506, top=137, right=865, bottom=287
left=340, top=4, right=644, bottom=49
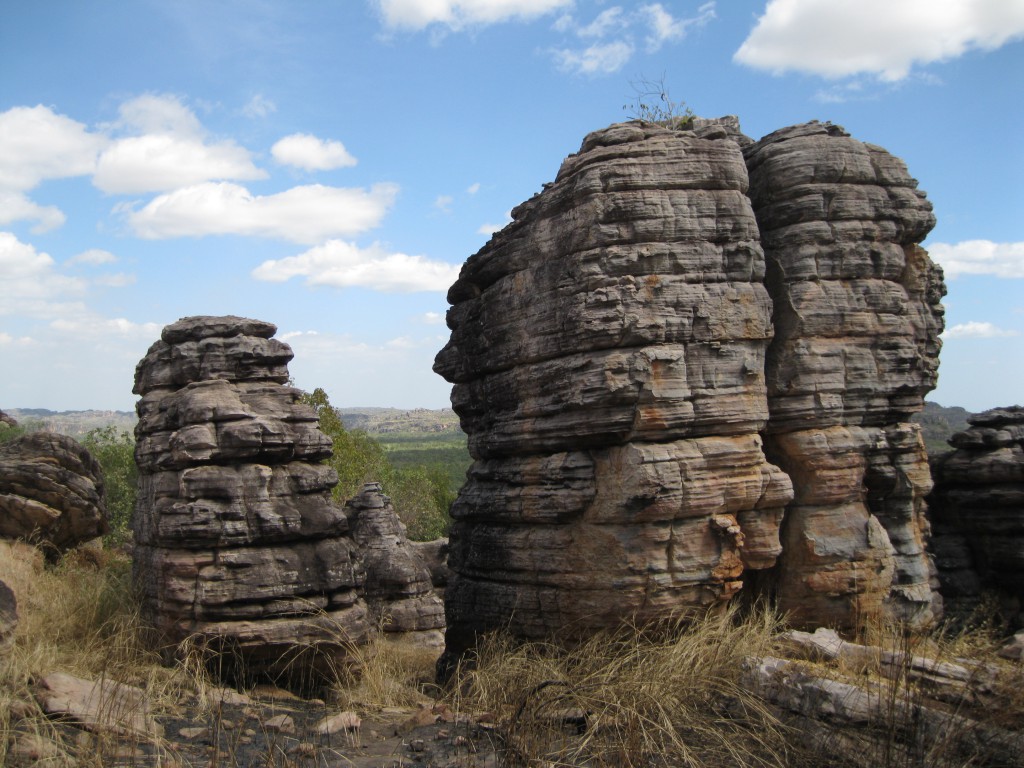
left=2, top=544, right=1022, bottom=767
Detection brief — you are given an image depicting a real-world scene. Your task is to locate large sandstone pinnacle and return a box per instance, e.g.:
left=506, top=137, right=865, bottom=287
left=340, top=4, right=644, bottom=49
left=434, top=118, right=947, bottom=667
left=744, top=122, right=945, bottom=630
left=434, top=120, right=794, bottom=669
left=132, top=315, right=370, bottom=681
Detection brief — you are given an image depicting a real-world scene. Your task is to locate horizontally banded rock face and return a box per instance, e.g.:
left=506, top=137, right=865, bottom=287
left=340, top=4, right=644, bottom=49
left=929, top=407, right=1024, bottom=621
left=345, top=483, right=445, bottom=647
left=0, top=432, right=108, bottom=555
left=132, top=316, right=369, bottom=677
left=434, top=121, right=794, bottom=664
left=744, top=122, right=945, bottom=630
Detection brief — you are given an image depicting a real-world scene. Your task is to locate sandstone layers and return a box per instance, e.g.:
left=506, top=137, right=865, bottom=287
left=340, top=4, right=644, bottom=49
left=345, top=483, right=445, bottom=647
left=929, top=406, right=1024, bottom=620
left=744, top=122, right=945, bottom=629
left=132, top=316, right=370, bottom=677
left=0, top=431, right=108, bottom=556
left=434, top=121, right=795, bottom=665
left=435, top=119, right=945, bottom=660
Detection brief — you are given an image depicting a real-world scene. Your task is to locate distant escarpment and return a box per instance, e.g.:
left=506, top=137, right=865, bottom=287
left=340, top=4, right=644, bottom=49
left=435, top=118, right=945, bottom=665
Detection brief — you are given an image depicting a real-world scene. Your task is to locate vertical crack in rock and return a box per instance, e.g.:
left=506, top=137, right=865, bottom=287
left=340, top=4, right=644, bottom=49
left=132, top=316, right=370, bottom=682
left=434, top=120, right=793, bottom=670
left=743, top=122, right=946, bottom=630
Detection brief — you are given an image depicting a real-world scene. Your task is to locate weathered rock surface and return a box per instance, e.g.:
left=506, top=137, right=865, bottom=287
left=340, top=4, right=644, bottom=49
left=0, top=409, right=17, bottom=428
left=0, top=578, right=16, bottom=655
left=410, top=538, right=450, bottom=597
left=346, top=483, right=445, bottom=647
left=434, top=121, right=793, bottom=665
left=929, top=406, right=1024, bottom=622
left=132, top=316, right=370, bottom=679
left=36, top=671, right=163, bottom=739
left=0, top=431, right=108, bottom=555
left=744, top=122, right=944, bottom=630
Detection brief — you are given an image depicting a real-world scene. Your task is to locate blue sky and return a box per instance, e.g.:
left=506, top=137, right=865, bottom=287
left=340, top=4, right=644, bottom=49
left=1, top=0, right=1022, bottom=414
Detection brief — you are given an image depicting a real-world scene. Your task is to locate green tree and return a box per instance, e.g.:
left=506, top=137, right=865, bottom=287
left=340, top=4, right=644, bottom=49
left=81, top=426, right=137, bottom=544
left=300, top=388, right=453, bottom=540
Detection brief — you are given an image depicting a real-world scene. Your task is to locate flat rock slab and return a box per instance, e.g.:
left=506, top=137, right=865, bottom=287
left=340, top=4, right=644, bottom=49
left=36, top=671, right=163, bottom=739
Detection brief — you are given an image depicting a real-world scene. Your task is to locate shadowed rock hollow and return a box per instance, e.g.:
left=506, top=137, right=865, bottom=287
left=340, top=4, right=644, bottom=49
left=435, top=118, right=946, bottom=665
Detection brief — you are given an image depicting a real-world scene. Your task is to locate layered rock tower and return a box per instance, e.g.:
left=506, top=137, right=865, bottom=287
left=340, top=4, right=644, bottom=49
left=744, top=123, right=945, bottom=629
left=132, top=316, right=369, bottom=677
left=435, top=119, right=945, bottom=659
left=434, top=121, right=795, bottom=664
left=929, top=406, right=1024, bottom=621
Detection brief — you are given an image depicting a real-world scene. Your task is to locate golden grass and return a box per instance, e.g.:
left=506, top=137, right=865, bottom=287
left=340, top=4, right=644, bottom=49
left=448, top=604, right=800, bottom=768
left=333, top=633, right=442, bottom=713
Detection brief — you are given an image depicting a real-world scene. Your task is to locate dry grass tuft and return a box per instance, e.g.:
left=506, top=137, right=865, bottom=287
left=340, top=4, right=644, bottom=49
left=450, top=604, right=798, bottom=767
left=334, top=633, right=442, bottom=713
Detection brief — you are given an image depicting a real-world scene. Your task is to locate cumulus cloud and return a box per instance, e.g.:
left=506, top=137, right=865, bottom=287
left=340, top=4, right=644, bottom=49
left=0, top=191, right=66, bottom=233
left=0, top=105, right=105, bottom=230
left=0, top=232, right=87, bottom=318
left=928, top=240, right=1024, bottom=279
left=434, top=194, right=454, bottom=213
left=0, top=105, right=105, bottom=191
left=95, top=133, right=266, bottom=194
left=735, top=0, right=1024, bottom=81
left=942, top=321, right=1020, bottom=340
left=49, top=316, right=161, bottom=338
left=271, top=133, right=358, bottom=171
left=552, top=3, right=713, bottom=75
left=251, top=240, right=461, bottom=292
left=466, top=182, right=481, bottom=195
left=421, top=311, right=445, bottom=325
left=94, top=94, right=265, bottom=194
left=376, top=0, right=571, bottom=31
left=124, top=182, right=398, bottom=243
left=478, top=209, right=513, bottom=235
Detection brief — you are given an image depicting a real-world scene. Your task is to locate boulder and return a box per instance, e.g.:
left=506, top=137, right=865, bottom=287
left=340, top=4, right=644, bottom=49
left=928, top=406, right=1024, bottom=622
left=743, top=122, right=944, bottom=630
left=345, top=483, right=445, bottom=647
left=434, top=120, right=793, bottom=667
left=0, top=431, right=108, bottom=556
left=132, top=316, right=370, bottom=680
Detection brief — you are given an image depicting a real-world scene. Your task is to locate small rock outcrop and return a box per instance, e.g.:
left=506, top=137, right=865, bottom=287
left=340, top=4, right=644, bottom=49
left=0, top=431, right=108, bottom=555
left=743, top=122, right=944, bottom=630
left=132, top=316, right=370, bottom=679
left=345, top=483, right=445, bottom=647
left=929, top=406, right=1024, bottom=622
left=434, top=121, right=794, bottom=665
left=0, top=409, right=18, bottom=428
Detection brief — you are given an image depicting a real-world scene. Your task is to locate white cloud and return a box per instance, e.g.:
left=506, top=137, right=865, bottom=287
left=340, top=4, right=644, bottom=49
left=112, top=93, right=203, bottom=137
left=735, top=0, right=1024, bottom=81
left=466, top=182, right=481, bottom=195
left=0, top=232, right=86, bottom=318
left=478, top=210, right=513, bottom=235
left=67, top=249, right=117, bottom=266
left=942, top=321, right=1020, bottom=340
left=94, top=94, right=266, bottom=194
left=124, top=182, right=398, bottom=243
left=554, top=40, right=635, bottom=75
left=251, top=239, right=461, bottom=292
left=95, top=134, right=265, bottom=194
left=271, top=133, right=357, bottom=171
left=641, top=2, right=715, bottom=52
left=376, top=0, right=571, bottom=31
left=0, top=191, right=65, bottom=233
left=928, top=240, right=1024, bottom=279
left=0, top=105, right=105, bottom=191
left=579, top=7, right=627, bottom=38
left=434, top=194, right=454, bottom=212
left=421, top=311, right=445, bottom=325
left=242, top=93, right=278, bottom=118
left=49, top=316, right=161, bottom=338
left=0, top=332, right=34, bottom=346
